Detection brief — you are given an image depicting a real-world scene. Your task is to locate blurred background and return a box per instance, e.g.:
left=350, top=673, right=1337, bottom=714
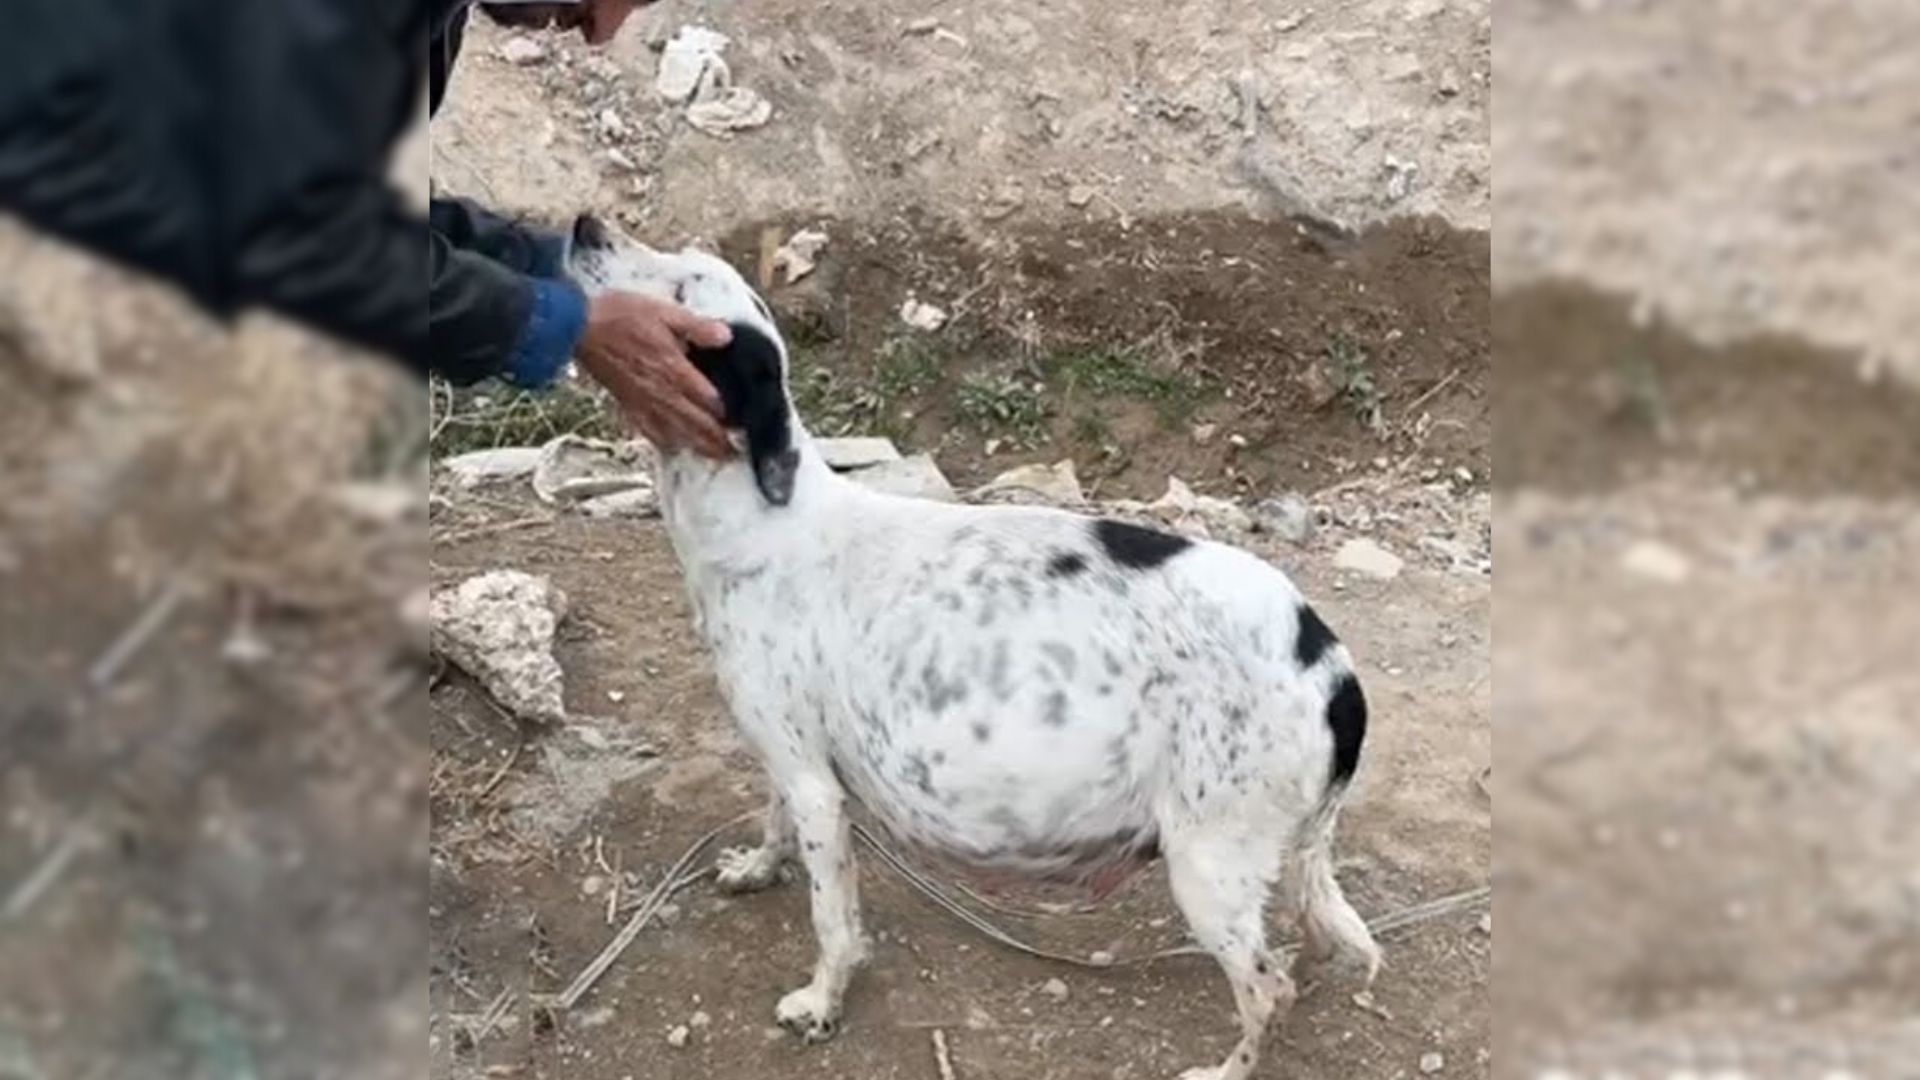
left=1494, top=0, right=1919, bottom=1075
left=0, top=90, right=431, bottom=1080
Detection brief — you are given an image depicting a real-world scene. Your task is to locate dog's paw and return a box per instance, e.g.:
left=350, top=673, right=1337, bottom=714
left=775, top=984, right=841, bottom=1044
left=714, top=845, right=784, bottom=894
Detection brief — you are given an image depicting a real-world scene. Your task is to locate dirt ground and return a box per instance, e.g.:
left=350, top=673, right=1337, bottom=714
left=427, top=6, right=1493, bottom=1078
left=1495, top=1, right=1920, bottom=1074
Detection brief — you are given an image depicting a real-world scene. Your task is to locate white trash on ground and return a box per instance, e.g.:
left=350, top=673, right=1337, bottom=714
left=654, top=25, right=772, bottom=138
left=532, top=434, right=656, bottom=505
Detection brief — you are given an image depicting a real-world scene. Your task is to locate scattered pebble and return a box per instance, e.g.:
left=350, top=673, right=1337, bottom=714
left=1042, top=977, right=1070, bottom=1002
left=607, top=689, right=626, bottom=703
left=666, top=1025, right=690, bottom=1048
left=900, top=297, right=949, bottom=332
left=1251, top=494, right=1314, bottom=544
left=582, top=875, right=607, bottom=897
left=1420, top=1051, right=1445, bottom=1074
left=1476, top=912, right=1492, bottom=935
left=689, top=1010, right=711, bottom=1029
left=1066, top=184, right=1096, bottom=208
left=1621, top=539, right=1692, bottom=583
left=904, top=15, right=941, bottom=34
left=1088, top=950, right=1115, bottom=967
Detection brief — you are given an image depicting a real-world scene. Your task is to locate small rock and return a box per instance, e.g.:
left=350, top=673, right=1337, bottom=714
left=1190, top=422, right=1218, bottom=445
left=816, top=436, right=903, bottom=471
left=845, top=455, right=957, bottom=501
left=899, top=298, right=949, bottom=332
left=973, top=460, right=1086, bottom=507
left=1251, top=494, right=1314, bottom=544
left=1088, top=950, right=1115, bottom=967
left=1621, top=540, right=1691, bottom=583
left=1420, top=1051, right=1444, bottom=1074
left=1335, top=538, right=1404, bottom=580
left=605, top=147, right=638, bottom=172
left=597, top=108, right=628, bottom=139
left=1477, top=912, right=1492, bottom=935
left=1151, top=476, right=1252, bottom=537
left=666, top=1024, right=691, bottom=1048
left=607, top=689, right=626, bottom=703
left=1042, top=978, right=1070, bottom=1001
left=1227, top=433, right=1250, bottom=450
left=582, top=875, right=607, bottom=897
left=904, top=15, right=941, bottom=34
left=689, top=1010, right=712, bottom=1029
left=1066, top=184, right=1096, bottom=208
left=499, top=35, right=550, bottom=66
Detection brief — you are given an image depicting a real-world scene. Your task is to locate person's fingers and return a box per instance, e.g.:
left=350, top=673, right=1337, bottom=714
left=663, top=396, right=736, bottom=459
left=658, top=301, right=733, bottom=349
left=646, top=333, right=725, bottom=416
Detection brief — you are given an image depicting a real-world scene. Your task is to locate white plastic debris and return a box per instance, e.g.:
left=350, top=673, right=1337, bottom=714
left=655, top=26, right=733, bottom=104
left=772, top=228, right=831, bottom=284
left=441, top=446, right=544, bottom=489
left=532, top=434, right=656, bottom=505
left=687, top=86, right=773, bottom=137
left=899, top=298, right=949, bottom=332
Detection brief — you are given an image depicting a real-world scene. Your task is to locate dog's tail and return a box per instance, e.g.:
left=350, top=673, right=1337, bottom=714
left=1290, top=669, right=1380, bottom=982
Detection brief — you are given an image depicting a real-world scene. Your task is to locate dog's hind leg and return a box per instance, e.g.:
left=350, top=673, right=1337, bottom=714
left=716, top=784, right=797, bottom=893
left=1163, top=826, right=1295, bottom=1080
left=773, top=776, right=867, bottom=1043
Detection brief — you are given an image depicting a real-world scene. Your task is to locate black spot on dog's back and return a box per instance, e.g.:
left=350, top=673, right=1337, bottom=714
left=1047, top=551, right=1089, bottom=578
left=1294, top=603, right=1338, bottom=668
left=1092, top=519, right=1192, bottom=570
left=1325, top=672, right=1367, bottom=787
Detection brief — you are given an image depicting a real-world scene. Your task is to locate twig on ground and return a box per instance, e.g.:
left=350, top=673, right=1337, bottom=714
left=472, top=988, right=513, bottom=1045
left=3, top=825, right=90, bottom=921
left=89, top=576, right=190, bottom=688
left=477, top=738, right=524, bottom=803
left=932, top=1029, right=958, bottom=1080
left=434, top=515, right=552, bottom=546
left=544, top=811, right=755, bottom=1011
left=1398, top=367, right=1462, bottom=429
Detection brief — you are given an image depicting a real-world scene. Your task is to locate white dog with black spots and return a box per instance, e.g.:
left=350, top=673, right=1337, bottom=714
left=564, top=215, right=1381, bottom=1080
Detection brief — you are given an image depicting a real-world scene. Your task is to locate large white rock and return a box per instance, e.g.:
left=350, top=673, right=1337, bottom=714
left=430, top=571, right=570, bottom=724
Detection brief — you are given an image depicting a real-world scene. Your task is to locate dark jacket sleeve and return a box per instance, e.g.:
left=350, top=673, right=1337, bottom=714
left=0, top=0, right=572, bottom=386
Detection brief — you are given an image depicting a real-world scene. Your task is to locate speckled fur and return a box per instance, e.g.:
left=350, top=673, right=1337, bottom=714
left=566, top=217, right=1381, bottom=1079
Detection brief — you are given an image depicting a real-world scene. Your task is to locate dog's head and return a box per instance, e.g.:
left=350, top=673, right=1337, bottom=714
left=564, top=213, right=799, bottom=506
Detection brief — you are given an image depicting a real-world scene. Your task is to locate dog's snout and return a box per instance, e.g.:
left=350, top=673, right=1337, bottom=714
left=572, top=213, right=611, bottom=252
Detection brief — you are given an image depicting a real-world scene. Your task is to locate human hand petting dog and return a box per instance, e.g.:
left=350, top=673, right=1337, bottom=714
left=574, top=290, right=736, bottom=459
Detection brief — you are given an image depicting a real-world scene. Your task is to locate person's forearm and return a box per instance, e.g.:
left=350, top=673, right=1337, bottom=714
left=431, top=196, right=571, bottom=278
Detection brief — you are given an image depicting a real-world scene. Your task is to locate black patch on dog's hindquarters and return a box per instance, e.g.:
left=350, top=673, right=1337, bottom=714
left=1294, top=603, right=1338, bottom=668
left=1047, top=552, right=1089, bottom=578
left=1325, top=672, right=1367, bottom=787
left=688, top=322, right=796, bottom=506
left=1092, top=519, right=1192, bottom=569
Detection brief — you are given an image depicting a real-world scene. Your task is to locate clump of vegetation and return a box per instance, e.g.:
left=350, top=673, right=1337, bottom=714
left=788, top=336, right=947, bottom=443
left=1327, top=336, right=1384, bottom=434
left=429, top=375, right=621, bottom=457
left=1047, top=343, right=1214, bottom=427
left=955, top=371, right=1050, bottom=445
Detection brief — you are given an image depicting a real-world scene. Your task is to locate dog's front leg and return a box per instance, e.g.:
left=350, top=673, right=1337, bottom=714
left=715, top=785, right=796, bottom=893
left=774, top=775, right=866, bottom=1043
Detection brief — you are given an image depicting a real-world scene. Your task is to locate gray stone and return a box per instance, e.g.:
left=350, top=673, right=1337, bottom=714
left=1335, top=538, right=1404, bottom=580
left=846, top=454, right=956, bottom=501
left=579, top=486, right=659, bottom=519
left=1252, top=494, right=1315, bottom=544
left=972, top=460, right=1085, bottom=506
left=815, top=437, right=903, bottom=471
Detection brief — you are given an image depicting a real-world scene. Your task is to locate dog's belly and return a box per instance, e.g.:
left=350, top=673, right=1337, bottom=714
left=826, top=715, right=1162, bottom=899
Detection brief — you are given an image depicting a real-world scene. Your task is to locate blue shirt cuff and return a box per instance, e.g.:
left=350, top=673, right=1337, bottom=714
left=504, top=278, right=588, bottom=389
left=529, top=231, right=570, bottom=279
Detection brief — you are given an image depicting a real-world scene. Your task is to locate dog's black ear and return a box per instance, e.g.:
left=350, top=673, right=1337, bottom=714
left=572, top=213, right=612, bottom=252
left=687, top=323, right=796, bottom=507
